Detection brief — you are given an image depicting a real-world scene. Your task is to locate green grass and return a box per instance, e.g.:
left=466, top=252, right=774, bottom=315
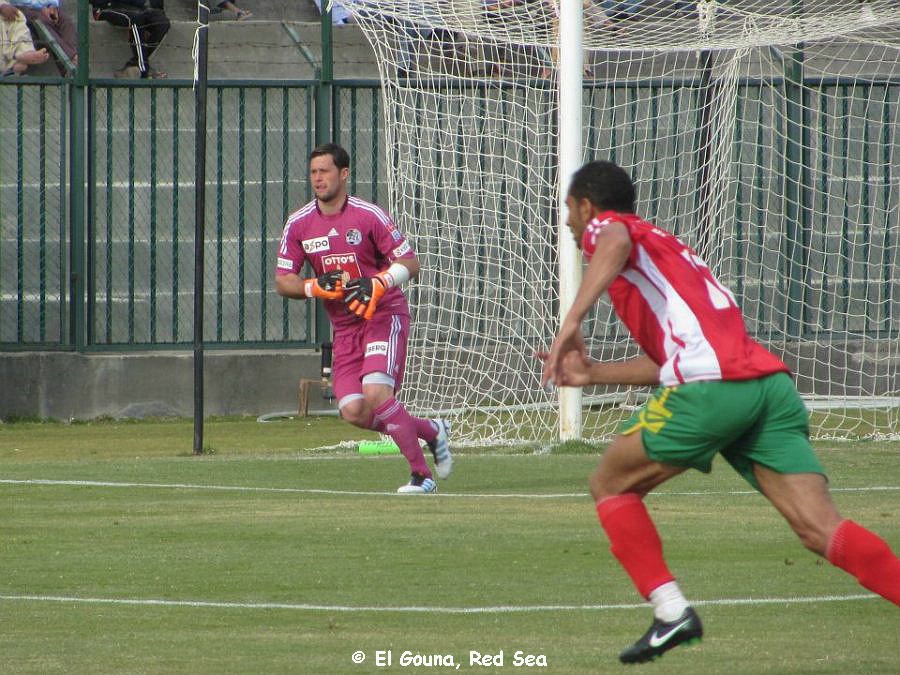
left=0, top=418, right=898, bottom=674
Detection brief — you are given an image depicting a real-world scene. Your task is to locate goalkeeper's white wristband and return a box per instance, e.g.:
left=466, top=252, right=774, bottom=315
left=379, top=262, right=411, bottom=289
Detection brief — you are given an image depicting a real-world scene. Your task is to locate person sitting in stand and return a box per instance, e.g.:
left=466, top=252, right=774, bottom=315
left=10, top=0, right=77, bottom=66
left=212, top=1, right=251, bottom=20
left=0, top=1, right=49, bottom=76
left=89, top=0, right=170, bottom=79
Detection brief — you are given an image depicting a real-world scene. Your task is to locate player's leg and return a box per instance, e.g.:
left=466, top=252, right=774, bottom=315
left=338, top=315, right=442, bottom=445
left=371, top=313, right=449, bottom=475
left=597, top=381, right=762, bottom=663
left=332, top=338, right=434, bottom=491
left=754, top=466, right=900, bottom=605
left=753, top=467, right=842, bottom=553
left=591, top=429, right=686, bottom=606
left=359, top=313, right=449, bottom=491
left=591, top=430, right=702, bottom=663
left=734, top=372, right=900, bottom=606
left=361, top=375, right=435, bottom=492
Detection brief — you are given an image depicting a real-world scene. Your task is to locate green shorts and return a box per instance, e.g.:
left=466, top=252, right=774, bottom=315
left=620, top=372, right=825, bottom=492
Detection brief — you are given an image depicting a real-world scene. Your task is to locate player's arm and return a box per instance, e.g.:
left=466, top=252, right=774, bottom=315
left=274, top=220, right=344, bottom=300
left=275, top=270, right=345, bottom=301
left=383, top=256, right=420, bottom=282
left=344, top=256, right=419, bottom=320
left=582, top=354, right=660, bottom=386
left=541, top=221, right=632, bottom=386
left=563, top=220, right=632, bottom=331
left=536, top=350, right=660, bottom=387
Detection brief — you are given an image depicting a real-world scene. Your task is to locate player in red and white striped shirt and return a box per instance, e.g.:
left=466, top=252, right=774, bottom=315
left=539, top=160, right=900, bottom=664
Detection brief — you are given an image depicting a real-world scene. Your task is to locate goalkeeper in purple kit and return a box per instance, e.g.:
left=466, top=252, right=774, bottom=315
left=275, top=143, right=452, bottom=493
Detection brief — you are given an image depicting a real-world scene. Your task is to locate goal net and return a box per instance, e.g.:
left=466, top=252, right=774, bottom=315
left=335, top=0, right=900, bottom=445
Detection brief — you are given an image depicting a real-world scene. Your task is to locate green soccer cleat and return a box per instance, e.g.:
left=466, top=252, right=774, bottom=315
left=619, top=607, right=703, bottom=664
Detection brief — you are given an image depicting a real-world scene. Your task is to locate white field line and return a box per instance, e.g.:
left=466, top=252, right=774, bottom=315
left=0, top=592, right=878, bottom=614
left=1, top=478, right=899, bottom=499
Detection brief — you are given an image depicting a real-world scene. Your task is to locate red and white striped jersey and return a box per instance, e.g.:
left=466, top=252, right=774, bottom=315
left=582, top=210, right=788, bottom=386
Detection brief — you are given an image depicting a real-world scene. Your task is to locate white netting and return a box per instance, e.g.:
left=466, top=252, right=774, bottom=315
left=337, top=0, right=900, bottom=444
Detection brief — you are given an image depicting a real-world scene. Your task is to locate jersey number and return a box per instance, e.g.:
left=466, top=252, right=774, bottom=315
left=680, top=250, right=738, bottom=310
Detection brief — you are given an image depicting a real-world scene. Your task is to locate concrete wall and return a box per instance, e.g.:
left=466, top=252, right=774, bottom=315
left=0, top=349, right=336, bottom=420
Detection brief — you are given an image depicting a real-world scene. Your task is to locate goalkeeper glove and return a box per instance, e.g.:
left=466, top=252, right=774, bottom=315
left=304, top=270, right=345, bottom=301
left=344, top=271, right=390, bottom=320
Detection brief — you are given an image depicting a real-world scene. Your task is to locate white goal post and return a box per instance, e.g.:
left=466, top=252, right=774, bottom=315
left=337, top=0, right=900, bottom=445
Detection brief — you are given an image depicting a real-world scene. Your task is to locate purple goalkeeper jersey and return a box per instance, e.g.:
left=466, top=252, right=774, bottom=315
left=276, top=196, right=415, bottom=331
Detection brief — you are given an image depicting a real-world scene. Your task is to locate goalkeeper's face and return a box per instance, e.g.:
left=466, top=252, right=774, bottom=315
left=309, top=155, right=349, bottom=205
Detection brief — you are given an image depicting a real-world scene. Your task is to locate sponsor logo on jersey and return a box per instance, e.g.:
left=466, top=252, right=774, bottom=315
left=321, top=252, right=362, bottom=279
left=365, top=341, right=389, bottom=357
left=328, top=227, right=339, bottom=237
left=322, top=252, right=359, bottom=267
left=277, top=257, right=294, bottom=270
left=302, top=236, right=330, bottom=253
left=393, top=241, right=411, bottom=257
left=346, top=228, right=363, bottom=246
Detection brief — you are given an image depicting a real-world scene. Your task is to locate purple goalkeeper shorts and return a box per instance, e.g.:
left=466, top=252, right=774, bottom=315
left=331, top=312, right=410, bottom=403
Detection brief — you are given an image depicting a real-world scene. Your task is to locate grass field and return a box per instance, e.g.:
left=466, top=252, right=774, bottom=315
left=1, top=417, right=898, bottom=674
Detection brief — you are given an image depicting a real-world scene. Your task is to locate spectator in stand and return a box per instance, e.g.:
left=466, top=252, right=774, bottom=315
left=0, top=0, right=49, bottom=75
left=212, top=1, right=251, bottom=20
left=89, top=0, right=170, bottom=79
left=599, top=0, right=695, bottom=22
left=482, top=0, right=554, bottom=78
left=10, top=0, right=77, bottom=64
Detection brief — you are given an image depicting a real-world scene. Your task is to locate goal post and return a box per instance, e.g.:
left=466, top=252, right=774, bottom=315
left=557, top=0, right=584, bottom=441
left=337, top=0, right=900, bottom=445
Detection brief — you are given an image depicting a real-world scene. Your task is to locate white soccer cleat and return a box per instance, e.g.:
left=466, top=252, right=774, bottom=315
left=427, top=419, right=453, bottom=480
left=397, top=473, right=437, bottom=494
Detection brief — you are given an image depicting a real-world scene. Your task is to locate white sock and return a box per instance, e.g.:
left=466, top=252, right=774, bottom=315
left=649, top=581, right=689, bottom=622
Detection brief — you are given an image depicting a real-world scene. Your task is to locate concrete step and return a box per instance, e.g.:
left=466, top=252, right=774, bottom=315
left=23, top=0, right=335, bottom=77
left=166, top=0, right=325, bottom=23
left=83, top=17, right=379, bottom=80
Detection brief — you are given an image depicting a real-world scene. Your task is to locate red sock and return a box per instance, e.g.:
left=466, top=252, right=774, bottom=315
left=372, top=398, right=431, bottom=477
left=596, top=493, right=675, bottom=599
left=826, top=519, right=900, bottom=606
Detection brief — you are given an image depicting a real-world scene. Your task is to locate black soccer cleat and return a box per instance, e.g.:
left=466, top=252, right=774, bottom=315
left=619, top=607, right=703, bottom=664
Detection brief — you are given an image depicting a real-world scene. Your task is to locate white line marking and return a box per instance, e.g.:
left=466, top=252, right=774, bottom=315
left=0, top=593, right=878, bottom=614
left=0, top=478, right=577, bottom=498
left=1, top=478, right=898, bottom=499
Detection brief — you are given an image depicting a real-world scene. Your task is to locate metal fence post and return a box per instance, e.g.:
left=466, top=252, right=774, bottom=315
left=314, top=9, right=334, bottom=346
left=69, top=0, right=90, bottom=349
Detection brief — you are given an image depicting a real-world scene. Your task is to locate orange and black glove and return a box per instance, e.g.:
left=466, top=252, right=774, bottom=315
left=304, top=270, right=345, bottom=301
left=344, top=271, right=390, bottom=320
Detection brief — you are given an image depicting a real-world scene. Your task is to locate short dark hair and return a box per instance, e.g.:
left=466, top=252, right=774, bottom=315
left=309, top=143, right=350, bottom=170
left=568, top=160, right=636, bottom=213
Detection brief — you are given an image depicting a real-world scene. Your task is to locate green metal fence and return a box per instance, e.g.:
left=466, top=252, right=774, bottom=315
left=86, top=81, right=319, bottom=348
left=2, top=77, right=898, bottom=350
left=0, top=83, right=68, bottom=347
left=583, top=78, right=900, bottom=341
